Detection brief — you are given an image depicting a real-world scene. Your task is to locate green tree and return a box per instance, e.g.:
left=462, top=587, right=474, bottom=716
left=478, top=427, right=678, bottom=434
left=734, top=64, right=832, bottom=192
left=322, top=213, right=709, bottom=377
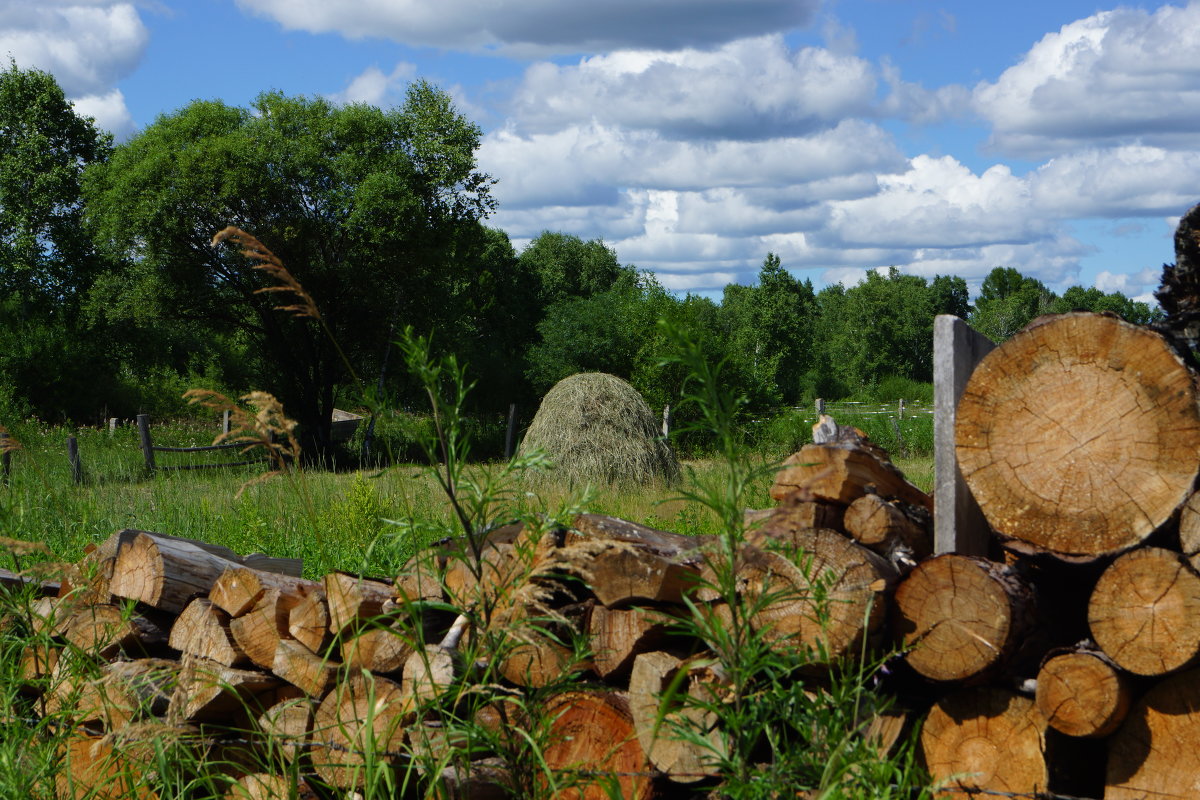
left=83, top=83, right=493, bottom=452
left=1049, top=285, right=1163, bottom=324
left=968, top=266, right=1056, bottom=342
left=517, top=231, right=635, bottom=307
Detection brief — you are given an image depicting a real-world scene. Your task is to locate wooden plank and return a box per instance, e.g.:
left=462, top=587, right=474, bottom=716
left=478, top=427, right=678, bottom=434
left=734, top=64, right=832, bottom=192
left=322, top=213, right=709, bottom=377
left=933, top=315, right=995, bottom=556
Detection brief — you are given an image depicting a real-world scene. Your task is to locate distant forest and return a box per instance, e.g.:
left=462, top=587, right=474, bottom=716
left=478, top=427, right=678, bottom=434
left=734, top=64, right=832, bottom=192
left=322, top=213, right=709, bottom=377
left=0, top=63, right=1161, bottom=439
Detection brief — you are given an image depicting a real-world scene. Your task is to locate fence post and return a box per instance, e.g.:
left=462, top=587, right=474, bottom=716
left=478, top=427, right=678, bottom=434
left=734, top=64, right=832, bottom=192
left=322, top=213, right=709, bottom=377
left=505, top=404, right=518, bottom=461
left=137, top=414, right=156, bottom=473
left=108, top=417, right=118, bottom=435
left=67, top=436, right=82, bottom=485
left=222, top=410, right=231, bottom=436
left=933, top=315, right=996, bottom=556
left=661, top=403, right=672, bottom=439
left=898, top=399, right=906, bottom=419
left=1, top=431, right=10, bottom=486
left=815, top=397, right=825, bottom=416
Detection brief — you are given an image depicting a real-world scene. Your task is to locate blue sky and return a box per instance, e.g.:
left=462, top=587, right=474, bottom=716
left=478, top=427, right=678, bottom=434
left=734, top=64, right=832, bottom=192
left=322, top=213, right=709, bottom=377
left=8, top=0, right=1200, bottom=303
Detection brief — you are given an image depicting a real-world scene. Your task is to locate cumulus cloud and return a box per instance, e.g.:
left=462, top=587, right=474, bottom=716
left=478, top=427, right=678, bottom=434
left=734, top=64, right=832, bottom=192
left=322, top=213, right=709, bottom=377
left=1095, top=266, right=1159, bottom=296
left=330, top=62, right=416, bottom=106
left=1029, top=146, right=1200, bottom=219
left=974, top=3, right=1200, bottom=157
left=235, top=0, right=820, bottom=55
left=70, top=88, right=134, bottom=139
left=508, top=36, right=876, bottom=139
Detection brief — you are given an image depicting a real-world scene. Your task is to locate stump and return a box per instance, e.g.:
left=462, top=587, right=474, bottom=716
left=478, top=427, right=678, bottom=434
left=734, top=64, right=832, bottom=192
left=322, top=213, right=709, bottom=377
left=956, top=312, right=1200, bottom=558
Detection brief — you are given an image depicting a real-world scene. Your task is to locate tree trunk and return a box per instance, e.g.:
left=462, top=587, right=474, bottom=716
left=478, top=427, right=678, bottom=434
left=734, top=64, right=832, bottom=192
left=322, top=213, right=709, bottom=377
left=920, top=688, right=1048, bottom=797
left=1107, top=667, right=1200, bottom=799
left=1035, top=645, right=1132, bottom=738
left=956, top=311, right=1200, bottom=558
left=1088, top=546, right=1200, bottom=675
left=309, top=670, right=411, bottom=789
left=541, top=690, right=658, bottom=800
left=894, top=554, right=1036, bottom=683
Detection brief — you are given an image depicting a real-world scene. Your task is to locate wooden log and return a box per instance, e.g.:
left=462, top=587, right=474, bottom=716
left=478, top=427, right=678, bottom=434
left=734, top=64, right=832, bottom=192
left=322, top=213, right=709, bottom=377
left=443, top=540, right=525, bottom=609
left=257, top=695, right=315, bottom=765
left=842, top=493, right=932, bottom=566
left=1107, top=666, right=1200, bottom=799
left=224, top=773, right=318, bottom=800
left=18, top=642, right=59, bottom=695
left=57, top=727, right=160, bottom=800
left=402, top=614, right=468, bottom=707
left=628, top=651, right=723, bottom=783
left=1089, top=546, right=1200, bottom=675
left=770, top=441, right=932, bottom=511
left=745, top=500, right=845, bottom=534
left=287, top=588, right=330, bottom=654
left=77, top=658, right=180, bottom=730
left=1035, top=645, right=1132, bottom=738
left=310, top=670, right=411, bottom=789
left=63, top=603, right=168, bottom=660
left=588, top=605, right=670, bottom=682
left=1177, top=490, right=1200, bottom=572
left=322, top=572, right=394, bottom=635
left=110, top=531, right=244, bottom=614
left=339, top=624, right=415, bottom=675
left=209, top=566, right=321, bottom=618
left=169, top=655, right=280, bottom=724
left=230, top=588, right=303, bottom=670
left=495, top=601, right=591, bottom=688
left=542, top=690, right=657, bottom=800
left=921, top=688, right=1048, bottom=797
left=894, top=554, right=1036, bottom=683
left=96, top=528, right=301, bottom=577
left=272, top=638, right=339, bottom=698
left=956, top=312, right=1200, bottom=558
left=170, top=598, right=249, bottom=667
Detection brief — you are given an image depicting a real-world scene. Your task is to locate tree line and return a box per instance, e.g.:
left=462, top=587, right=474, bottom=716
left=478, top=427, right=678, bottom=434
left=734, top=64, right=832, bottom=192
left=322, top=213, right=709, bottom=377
left=0, top=63, right=1162, bottom=453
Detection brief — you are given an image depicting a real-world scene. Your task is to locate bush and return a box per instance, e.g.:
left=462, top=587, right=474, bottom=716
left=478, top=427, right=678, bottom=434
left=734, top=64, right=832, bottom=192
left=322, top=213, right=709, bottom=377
left=870, top=376, right=933, bottom=404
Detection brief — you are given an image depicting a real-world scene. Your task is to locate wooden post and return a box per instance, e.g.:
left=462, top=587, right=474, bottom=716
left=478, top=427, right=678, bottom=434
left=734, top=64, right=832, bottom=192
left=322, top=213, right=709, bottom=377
left=661, top=403, right=672, bottom=439
left=108, top=417, right=118, bottom=435
left=933, top=315, right=996, bottom=556
left=1, top=431, right=10, bottom=486
left=505, top=403, right=518, bottom=461
left=137, top=414, right=156, bottom=473
left=898, top=399, right=906, bottom=419
left=222, top=410, right=231, bottom=436
left=67, top=436, right=82, bottom=485
left=815, top=397, right=825, bottom=416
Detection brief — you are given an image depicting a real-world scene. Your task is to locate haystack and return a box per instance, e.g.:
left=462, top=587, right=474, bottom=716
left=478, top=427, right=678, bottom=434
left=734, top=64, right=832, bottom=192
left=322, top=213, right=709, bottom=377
left=521, top=373, right=680, bottom=486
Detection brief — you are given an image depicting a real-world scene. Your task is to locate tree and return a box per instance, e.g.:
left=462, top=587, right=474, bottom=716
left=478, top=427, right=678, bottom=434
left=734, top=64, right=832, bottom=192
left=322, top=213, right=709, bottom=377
left=83, top=83, right=494, bottom=453
left=0, top=62, right=120, bottom=420
left=968, top=267, right=1055, bottom=342
left=517, top=232, right=635, bottom=307
left=1049, top=285, right=1163, bottom=325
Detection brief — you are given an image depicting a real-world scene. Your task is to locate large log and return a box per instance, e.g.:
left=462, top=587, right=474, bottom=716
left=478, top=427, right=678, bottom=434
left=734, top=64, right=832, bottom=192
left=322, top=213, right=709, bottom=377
left=628, top=651, right=724, bottom=784
left=309, top=670, right=411, bottom=789
left=1088, top=546, right=1200, bottom=675
left=541, top=690, right=657, bottom=800
left=1107, top=666, right=1200, bottom=799
left=956, top=312, right=1200, bottom=558
left=1035, top=645, right=1132, bottom=738
left=770, top=442, right=932, bottom=511
left=110, top=532, right=244, bottom=614
left=894, top=554, right=1036, bottom=683
left=921, top=688, right=1048, bottom=797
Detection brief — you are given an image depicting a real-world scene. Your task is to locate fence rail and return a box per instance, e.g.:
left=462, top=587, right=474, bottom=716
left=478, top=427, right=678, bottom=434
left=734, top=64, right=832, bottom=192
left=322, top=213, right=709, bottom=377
left=137, top=413, right=263, bottom=473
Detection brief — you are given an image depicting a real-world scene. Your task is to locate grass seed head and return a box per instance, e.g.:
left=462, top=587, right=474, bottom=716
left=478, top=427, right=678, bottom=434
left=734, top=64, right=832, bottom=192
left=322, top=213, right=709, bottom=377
left=211, top=226, right=320, bottom=320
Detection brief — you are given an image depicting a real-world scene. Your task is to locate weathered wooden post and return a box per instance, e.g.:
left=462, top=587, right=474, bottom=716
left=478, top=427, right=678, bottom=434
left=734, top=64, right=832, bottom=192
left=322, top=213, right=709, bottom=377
left=933, top=315, right=996, bottom=555
left=137, top=414, right=156, bottom=473
left=505, top=404, right=518, bottom=461
left=108, top=417, right=119, bottom=435
left=661, top=403, right=672, bottom=439
left=815, top=397, right=826, bottom=416
left=67, top=436, right=82, bottom=485
left=222, top=410, right=231, bottom=436
left=1, top=431, right=10, bottom=485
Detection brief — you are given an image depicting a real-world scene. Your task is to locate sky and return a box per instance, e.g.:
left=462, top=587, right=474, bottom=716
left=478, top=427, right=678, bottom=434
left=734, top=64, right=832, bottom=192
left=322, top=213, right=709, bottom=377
left=7, top=0, right=1200, bottom=304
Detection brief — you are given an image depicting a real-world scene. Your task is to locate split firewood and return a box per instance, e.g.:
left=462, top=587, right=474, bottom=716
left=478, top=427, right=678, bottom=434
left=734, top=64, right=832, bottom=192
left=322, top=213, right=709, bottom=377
left=110, top=532, right=244, bottom=614
left=1088, top=546, right=1200, bottom=675
left=402, top=613, right=469, bottom=708
left=169, top=655, right=280, bottom=724
left=171, top=598, right=248, bottom=667
left=29, top=595, right=70, bottom=636
left=77, top=658, right=180, bottom=730
left=770, top=437, right=932, bottom=512
left=271, top=639, right=339, bottom=698
left=18, top=642, right=59, bottom=695
left=1035, top=645, right=1132, bottom=738
left=920, top=688, right=1048, bottom=798
left=842, top=493, right=932, bottom=567
left=587, top=605, right=671, bottom=681
left=495, top=601, right=591, bottom=688
left=542, top=690, right=657, bottom=800
left=628, top=651, right=724, bottom=783
left=309, top=670, right=411, bottom=789
left=956, top=312, right=1200, bottom=559
left=322, top=572, right=394, bottom=635
left=1107, top=666, right=1200, bottom=799
left=230, top=588, right=305, bottom=670
left=393, top=553, right=446, bottom=604
left=257, top=695, right=315, bottom=765
left=224, top=773, right=319, bottom=800
left=894, top=554, right=1036, bottom=683
left=287, top=589, right=330, bottom=654
left=57, top=727, right=160, bottom=800
left=63, top=603, right=168, bottom=661
left=339, top=623, right=415, bottom=675
left=443, top=540, right=526, bottom=610
left=209, top=566, right=321, bottom=618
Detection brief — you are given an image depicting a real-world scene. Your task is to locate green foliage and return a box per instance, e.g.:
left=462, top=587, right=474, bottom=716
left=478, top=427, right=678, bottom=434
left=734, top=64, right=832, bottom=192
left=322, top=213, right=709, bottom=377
left=518, top=230, right=634, bottom=307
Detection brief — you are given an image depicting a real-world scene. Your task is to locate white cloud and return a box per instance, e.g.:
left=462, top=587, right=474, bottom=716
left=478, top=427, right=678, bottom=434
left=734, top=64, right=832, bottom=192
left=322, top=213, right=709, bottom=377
left=1094, top=266, right=1159, bottom=296
left=70, top=88, right=134, bottom=139
left=974, top=3, right=1200, bottom=156
left=1029, top=146, right=1200, bottom=218
left=235, top=0, right=820, bottom=55
left=508, top=36, right=876, bottom=138
left=330, top=62, right=416, bottom=106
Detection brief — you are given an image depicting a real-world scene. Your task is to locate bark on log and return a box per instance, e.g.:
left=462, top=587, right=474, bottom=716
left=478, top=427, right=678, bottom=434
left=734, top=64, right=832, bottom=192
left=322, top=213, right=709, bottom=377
left=1088, top=546, right=1200, bottom=675
left=745, top=500, right=845, bottom=535
left=628, top=651, right=724, bottom=783
left=895, top=554, right=1036, bottom=683
left=542, top=690, right=657, bottom=800
left=956, top=312, right=1200, bottom=558
left=310, top=670, right=411, bottom=789
left=1035, top=645, right=1132, bottom=738
left=770, top=442, right=932, bottom=511
left=920, top=688, right=1048, bottom=797
left=110, top=532, right=244, bottom=614
left=170, top=598, right=248, bottom=667
left=63, top=603, right=168, bottom=660
left=1107, top=666, right=1200, bottom=799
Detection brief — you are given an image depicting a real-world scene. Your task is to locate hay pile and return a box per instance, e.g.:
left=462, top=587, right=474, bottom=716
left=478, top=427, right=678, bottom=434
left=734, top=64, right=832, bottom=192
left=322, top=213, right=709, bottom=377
left=521, top=372, right=680, bottom=486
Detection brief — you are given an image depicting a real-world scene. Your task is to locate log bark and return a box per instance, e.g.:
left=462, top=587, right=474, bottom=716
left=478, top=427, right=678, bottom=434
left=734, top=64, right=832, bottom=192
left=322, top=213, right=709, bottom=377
left=770, top=442, right=932, bottom=511
left=542, top=690, right=657, bottom=800
left=920, top=688, right=1048, bottom=797
left=1035, top=645, right=1132, bottom=738
left=956, top=311, right=1200, bottom=558
left=209, top=566, right=321, bottom=618
left=170, top=598, right=248, bottom=667
left=309, top=670, right=411, bottom=789
left=747, top=499, right=845, bottom=534
left=63, top=603, right=168, bottom=660
left=110, top=531, right=244, bottom=614
left=1107, top=666, right=1200, bottom=799
left=628, top=651, right=724, bottom=783
left=1088, top=546, right=1200, bottom=675
left=894, top=554, right=1036, bottom=683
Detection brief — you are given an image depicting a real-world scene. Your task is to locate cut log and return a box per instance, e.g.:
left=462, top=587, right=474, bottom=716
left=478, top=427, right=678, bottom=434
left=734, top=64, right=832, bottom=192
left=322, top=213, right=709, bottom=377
left=57, top=727, right=160, bottom=800
left=1035, top=645, right=1132, bottom=738
left=272, top=638, right=339, bottom=698
left=920, top=688, right=1048, bottom=797
left=956, top=312, right=1200, bottom=558
left=224, top=773, right=318, bottom=800
left=209, top=566, right=321, bottom=618
left=443, top=540, right=524, bottom=610
left=402, top=614, right=468, bottom=707
left=78, top=658, right=180, bottom=730
left=628, top=651, right=724, bottom=783
left=434, top=758, right=510, bottom=800
left=1178, top=490, right=1200, bottom=572
left=1088, top=546, right=1200, bottom=675
left=18, top=642, right=59, bottom=695
left=894, top=554, right=1036, bottom=683
left=588, top=605, right=670, bottom=681
left=322, top=572, right=394, bottom=635
left=495, top=601, right=591, bottom=688
left=169, top=655, right=279, bottom=724
left=63, top=603, right=168, bottom=660
left=842, top=493, right=932, bottom=566
left=746, top=500, right=845, bottom=534
left=230, top=588, right=303, bottom=670
left=257, top=695, right=315, bottom=765
left=170, top=598, right=248, bottom=667
left=339, top=623, right=415, bottom=675
left=287, top=588, right=330, bottom=654
left=542, top=690, right=656, bottom=800
left=310, top=670, right=411, bottom=789
left=770, top=442, right=932, bottom=511
left=1107, top=666, right=1200, bottom=799
left=110, top=532, right=244, bottom=614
